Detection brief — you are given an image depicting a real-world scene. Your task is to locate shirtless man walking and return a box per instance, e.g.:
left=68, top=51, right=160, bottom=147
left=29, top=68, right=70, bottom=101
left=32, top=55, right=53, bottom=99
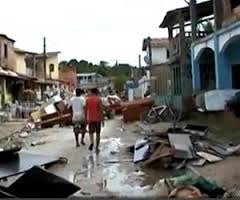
left=68, top=88, right=86, bottom=147
left=86, top=88, right=104, bottom=153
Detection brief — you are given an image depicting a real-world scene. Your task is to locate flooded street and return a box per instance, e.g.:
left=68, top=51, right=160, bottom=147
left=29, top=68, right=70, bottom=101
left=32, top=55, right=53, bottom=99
left=16, top=118, right=171, bottom=197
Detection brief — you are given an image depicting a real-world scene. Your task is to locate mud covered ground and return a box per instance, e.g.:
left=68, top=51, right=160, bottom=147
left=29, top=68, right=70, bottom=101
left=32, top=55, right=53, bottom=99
left=1, top=118, right=240, bottom=197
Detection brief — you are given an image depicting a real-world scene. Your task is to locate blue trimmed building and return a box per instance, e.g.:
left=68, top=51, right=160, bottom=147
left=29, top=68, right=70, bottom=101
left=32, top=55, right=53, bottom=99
left=192, top=0, right=240, bottom=92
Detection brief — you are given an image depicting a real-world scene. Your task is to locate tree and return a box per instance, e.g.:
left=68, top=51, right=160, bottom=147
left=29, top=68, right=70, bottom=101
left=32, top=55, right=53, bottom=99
left=68, top=59, right=78, bottom=67
left=99, top=61, right=108, bottom=67
left=59, top=61, right=68, bottom=68
left=113, top=75, right=128, bottom=91
left=201, top=20, right=214, bottom=35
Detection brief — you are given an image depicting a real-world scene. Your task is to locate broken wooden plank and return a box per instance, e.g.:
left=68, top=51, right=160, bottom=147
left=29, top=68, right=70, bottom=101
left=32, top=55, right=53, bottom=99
left=196, top=152, right=223, bottom=163
left=143, top=144, right=172, bottom=166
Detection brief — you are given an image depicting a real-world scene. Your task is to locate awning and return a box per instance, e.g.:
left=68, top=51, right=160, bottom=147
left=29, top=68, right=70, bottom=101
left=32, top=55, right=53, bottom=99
left=0, top=67, right=20, bottom=79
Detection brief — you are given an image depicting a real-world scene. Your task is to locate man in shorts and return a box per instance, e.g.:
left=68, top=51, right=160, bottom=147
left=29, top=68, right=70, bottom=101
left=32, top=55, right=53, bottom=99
left=68, top=88, right=86, bottom=147
left=86, top=88, right=104, bottom=153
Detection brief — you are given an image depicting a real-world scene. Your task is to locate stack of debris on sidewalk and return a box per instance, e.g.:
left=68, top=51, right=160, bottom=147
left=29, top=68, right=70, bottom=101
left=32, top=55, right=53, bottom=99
left=30, top=95, right=72, bottom=129
left=130, top=124, right=240, bottom=169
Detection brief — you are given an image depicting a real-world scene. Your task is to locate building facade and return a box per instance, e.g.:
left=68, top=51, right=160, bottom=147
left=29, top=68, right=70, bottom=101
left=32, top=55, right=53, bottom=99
left=142, top=38, right=171, bottom=98
left=159, top=0, right=213, bottom=110
left=59, top=64, right=77, bottom=90
left=77, top=72, right=111, bottom=92
left=192, top=0, right=240, bottom=92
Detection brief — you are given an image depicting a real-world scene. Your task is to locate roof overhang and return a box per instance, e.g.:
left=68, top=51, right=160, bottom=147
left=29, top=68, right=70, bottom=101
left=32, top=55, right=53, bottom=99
left=160, top=0, right=213, bottom=28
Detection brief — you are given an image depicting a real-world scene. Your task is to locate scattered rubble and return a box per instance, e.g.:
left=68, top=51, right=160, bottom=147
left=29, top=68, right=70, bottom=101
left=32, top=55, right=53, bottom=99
left=30, top=95, right=72, bottom=129
left=128, top=123, right=240, bottom=172
left=19, top=132, right=29, bottom=138
left=31, top=140, right=47, bottom=146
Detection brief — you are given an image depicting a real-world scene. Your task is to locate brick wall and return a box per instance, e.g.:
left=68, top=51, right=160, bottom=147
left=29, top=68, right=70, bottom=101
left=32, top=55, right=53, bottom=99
left=59, top=66, right=77, bottom=88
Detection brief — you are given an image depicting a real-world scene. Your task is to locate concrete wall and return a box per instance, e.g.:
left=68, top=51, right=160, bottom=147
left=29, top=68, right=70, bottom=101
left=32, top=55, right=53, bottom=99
left=36, top=54, right=59, bottom=80
left=59, top=66, right=77, bottom=88
left=46, top=56, right=59, bottom=80
left=15, top=53, right=26, bottom=74
left=0, top=37, right=16, bottom=70
left=150, top=64, right=171, bottom=95
left=146, top=46, right=169, bottom=65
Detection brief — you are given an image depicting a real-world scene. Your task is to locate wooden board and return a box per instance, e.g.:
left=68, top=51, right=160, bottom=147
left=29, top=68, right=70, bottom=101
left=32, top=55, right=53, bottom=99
left=143, top=144, right=172, bottom=166
left=196, top=152, right=222, bottom=163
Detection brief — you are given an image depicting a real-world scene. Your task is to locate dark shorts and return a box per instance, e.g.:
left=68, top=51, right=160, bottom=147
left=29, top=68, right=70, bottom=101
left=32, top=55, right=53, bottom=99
left=89, top=122, right=101, bottom=134
left=73, top=121, right=87, bottom=134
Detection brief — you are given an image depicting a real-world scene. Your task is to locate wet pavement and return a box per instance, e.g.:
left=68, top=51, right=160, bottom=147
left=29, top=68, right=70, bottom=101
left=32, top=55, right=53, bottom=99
left=2, top=118, right=240, bottom=196
left=9, top=118, right=171, bottom=197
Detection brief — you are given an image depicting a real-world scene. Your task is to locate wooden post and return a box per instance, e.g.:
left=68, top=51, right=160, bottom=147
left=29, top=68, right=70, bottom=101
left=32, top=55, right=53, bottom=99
left=147, top=37, right=152, bottom=67
left=43, top=37, right=46, bottom=80
left=168, top=27, right=173, bottom=39
left=190, top=0, right=197, bottom=42
left=179, top=12, right=187, bottom=96
left=213, top=0, right=223, bottom=30
left=168, top=27, right=173, bottom=57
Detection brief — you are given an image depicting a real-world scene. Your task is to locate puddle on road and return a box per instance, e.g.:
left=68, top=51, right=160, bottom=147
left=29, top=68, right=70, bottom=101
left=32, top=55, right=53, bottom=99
left=50, top=134, right=168, bottom=197
left=68, top=153, right=156, bottom=197
left=101, top=137, right=124, bottom=155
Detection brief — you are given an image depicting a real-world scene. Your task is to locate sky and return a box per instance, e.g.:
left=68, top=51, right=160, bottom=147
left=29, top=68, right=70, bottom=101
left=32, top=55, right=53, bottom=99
left=1, top=0, right=192, bottom=66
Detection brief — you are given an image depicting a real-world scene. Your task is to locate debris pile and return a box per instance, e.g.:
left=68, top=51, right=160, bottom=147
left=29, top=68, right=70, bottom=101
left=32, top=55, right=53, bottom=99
left=30, top=95, right=72, bottom=129
left=153, top=167, right=226, bottom=198
left=130, top=124, right=240, bottom=169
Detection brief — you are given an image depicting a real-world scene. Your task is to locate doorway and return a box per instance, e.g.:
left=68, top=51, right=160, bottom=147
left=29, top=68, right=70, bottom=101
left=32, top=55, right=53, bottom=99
left=232, top=65, right=240, bottom=89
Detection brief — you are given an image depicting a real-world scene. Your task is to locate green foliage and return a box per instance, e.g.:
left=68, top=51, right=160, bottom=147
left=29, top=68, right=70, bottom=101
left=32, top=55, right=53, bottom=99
left=59, top=59, right=138, bottom=90
left=113, top=75, right=128, bottom=91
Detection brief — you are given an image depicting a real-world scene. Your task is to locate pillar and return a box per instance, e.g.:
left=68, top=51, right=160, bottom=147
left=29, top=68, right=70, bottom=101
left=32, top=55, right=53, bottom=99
left=214, top=35, right=232, bottom=89
left=191, top=50, right=201, bottom=91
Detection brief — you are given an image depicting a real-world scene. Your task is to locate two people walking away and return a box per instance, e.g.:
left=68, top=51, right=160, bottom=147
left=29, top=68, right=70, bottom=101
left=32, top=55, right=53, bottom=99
left=68, top=88, right=104, bottom=153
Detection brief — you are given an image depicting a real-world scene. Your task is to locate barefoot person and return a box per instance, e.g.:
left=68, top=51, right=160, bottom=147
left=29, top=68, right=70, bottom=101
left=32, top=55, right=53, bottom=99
left=68, top=88, right=86, bottom=147
left=86, top=88, right=104, bottom=153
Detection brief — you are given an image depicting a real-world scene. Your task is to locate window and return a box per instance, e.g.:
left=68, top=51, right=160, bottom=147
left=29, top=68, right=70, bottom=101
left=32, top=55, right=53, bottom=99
left=166, top=49, right=170, bottom=59
left=4, top=44, right=8, bottom=58
left=49, top=64, right=54, bottom=72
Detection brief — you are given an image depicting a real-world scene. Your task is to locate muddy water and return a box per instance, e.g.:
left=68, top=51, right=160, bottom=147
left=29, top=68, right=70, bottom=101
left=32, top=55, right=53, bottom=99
left=49, top=135, right=172, bottom=197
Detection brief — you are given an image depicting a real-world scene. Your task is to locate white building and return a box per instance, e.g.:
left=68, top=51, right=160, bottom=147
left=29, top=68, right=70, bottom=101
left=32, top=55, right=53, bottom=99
left=143, top=38, right=170, bottom=66
left=142, top=38, right=171, bottom=96
left=77, top=72, right=112, bottom=92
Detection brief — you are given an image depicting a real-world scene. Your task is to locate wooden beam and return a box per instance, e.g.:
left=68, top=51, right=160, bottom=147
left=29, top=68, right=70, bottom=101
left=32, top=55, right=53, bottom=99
left=213, top=0, right=223, bottom=30
left=190, top=0, right=197, bottom=41
left=172, top=16, right=214, bottom=30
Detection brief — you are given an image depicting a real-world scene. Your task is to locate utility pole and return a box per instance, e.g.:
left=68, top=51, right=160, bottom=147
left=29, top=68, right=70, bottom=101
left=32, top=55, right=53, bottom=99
left=147, top=37, right=152, bottom=67
left=190, top=0, right=197, bottom=42
left=43, top=37, right=46, bottom=80
left=138, top=54, right=141, bottom=68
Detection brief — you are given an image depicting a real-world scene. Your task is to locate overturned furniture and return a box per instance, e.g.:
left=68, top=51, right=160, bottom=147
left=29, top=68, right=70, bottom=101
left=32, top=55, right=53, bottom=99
left=30, top=95, right=72, bottom=129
